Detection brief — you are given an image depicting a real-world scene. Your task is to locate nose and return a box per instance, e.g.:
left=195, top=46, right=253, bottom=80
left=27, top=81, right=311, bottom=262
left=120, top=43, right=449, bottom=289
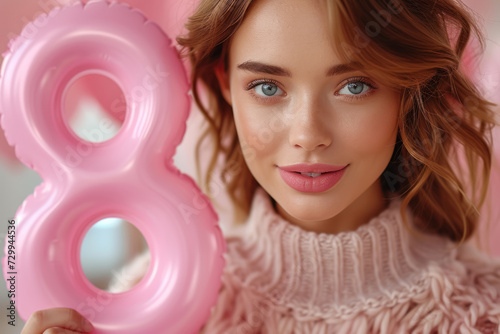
left=288, top=97, right=332, bottom=151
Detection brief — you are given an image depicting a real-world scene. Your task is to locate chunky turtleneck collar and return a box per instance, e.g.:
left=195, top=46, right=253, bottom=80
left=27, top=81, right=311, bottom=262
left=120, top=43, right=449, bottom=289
left=223, top=188, right=455, bottom=319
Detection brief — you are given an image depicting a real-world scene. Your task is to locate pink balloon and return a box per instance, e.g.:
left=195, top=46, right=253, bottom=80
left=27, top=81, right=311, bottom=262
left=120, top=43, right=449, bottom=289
left=0, top=0, right=56, bottom=166
left=0, top=0, right=199, bottom=165
left=61, top=0, right=198, bottom=130
left=1, top=2, right=225, bottom=333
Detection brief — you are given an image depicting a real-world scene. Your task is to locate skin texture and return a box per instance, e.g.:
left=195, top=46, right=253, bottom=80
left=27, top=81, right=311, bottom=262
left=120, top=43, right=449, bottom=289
left=217, top=0, right=401, bottom=234
left=21, top=308, right=93, bottom=334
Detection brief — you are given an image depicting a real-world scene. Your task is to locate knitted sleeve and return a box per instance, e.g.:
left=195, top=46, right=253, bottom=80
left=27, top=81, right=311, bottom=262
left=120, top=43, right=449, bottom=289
left=444, top=244, right=500, bottom=333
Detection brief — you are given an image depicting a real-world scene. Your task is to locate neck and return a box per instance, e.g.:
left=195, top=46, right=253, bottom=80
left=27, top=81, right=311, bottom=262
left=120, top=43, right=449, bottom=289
left=276, top=180, right=389, bottom=234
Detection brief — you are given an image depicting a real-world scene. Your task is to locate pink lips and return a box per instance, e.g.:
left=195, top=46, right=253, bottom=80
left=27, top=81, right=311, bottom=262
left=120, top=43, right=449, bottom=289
left=278, top=163, right=348, bottom=193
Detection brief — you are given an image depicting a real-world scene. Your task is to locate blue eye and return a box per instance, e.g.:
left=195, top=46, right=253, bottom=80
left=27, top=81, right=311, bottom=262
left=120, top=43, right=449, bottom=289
left=338, top=81, right=371, bottom=96
left=254, top=83, right=284, bottom=97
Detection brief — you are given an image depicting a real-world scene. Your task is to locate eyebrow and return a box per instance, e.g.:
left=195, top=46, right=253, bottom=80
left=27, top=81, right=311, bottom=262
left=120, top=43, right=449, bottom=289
left=237, top=61, right=291, bottom=76
left=236, top=61, right=362, bottom=77
left=326, top=63, right=362, bottom=76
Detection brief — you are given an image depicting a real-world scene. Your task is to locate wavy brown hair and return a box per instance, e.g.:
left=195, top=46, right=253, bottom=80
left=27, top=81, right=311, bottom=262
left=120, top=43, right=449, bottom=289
left=177, top=0, right=497, bottom=242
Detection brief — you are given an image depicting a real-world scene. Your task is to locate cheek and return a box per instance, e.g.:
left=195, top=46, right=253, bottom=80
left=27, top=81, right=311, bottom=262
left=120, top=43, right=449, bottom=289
left=232, top=99, right=285, bottom=160
left=338, top=101, right=399, bottom=156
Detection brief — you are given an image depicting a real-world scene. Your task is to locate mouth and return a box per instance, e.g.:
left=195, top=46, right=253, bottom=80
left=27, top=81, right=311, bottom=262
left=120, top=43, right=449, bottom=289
left=278, top=163, right=348, bottom=174
left=277, top=163, right=349, bottom=193
left=298, top=172, right=324, bottom=177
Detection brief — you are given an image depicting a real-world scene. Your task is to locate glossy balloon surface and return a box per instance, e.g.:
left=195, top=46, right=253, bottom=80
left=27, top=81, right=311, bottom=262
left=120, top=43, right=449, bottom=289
left=0, top=2, right=225, bottom=333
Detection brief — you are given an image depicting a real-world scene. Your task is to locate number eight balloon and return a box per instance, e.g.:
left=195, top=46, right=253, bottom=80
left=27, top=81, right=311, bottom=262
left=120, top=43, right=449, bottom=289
left=0, top=1, right=225, bottom=333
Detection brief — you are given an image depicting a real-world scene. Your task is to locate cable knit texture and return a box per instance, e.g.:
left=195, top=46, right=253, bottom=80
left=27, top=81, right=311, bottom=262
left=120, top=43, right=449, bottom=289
left=109, top=188, right=500, bottom=333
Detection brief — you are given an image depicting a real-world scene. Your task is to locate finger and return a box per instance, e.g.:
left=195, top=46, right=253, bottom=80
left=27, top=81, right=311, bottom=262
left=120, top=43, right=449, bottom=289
left=22, top=308, right=94, bottom=334
left=43, top=328, right=88, bottom=334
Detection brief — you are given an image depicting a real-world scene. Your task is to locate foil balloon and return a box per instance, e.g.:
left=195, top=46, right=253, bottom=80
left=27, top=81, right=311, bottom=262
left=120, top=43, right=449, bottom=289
left=0, top=1, right=225, bottom=333
left=0, top=0, right=200, bottom=165
left=63, top=0, right=199, bottom=134
left=0, top=0, right=74, bottom=165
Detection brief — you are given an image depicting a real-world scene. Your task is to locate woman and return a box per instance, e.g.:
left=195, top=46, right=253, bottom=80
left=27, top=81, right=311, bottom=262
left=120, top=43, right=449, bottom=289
left=22, top=0, right=500, bottom=333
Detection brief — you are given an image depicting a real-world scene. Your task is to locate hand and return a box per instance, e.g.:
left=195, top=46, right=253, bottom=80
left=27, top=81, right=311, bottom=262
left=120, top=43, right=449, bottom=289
left=21, top=308, right=94, bottom=334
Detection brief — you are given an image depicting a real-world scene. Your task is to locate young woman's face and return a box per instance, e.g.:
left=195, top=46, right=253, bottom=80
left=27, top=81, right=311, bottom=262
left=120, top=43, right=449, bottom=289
left=218, top=0, right=401, bottom=233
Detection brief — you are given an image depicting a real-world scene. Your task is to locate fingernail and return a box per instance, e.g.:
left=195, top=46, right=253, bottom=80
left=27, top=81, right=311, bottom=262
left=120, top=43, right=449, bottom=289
left=83, top=320, right=94, bottom=332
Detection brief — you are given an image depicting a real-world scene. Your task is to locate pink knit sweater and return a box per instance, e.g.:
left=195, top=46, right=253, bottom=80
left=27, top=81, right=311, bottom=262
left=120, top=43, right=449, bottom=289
left=110, top=188, right=500, bottom=333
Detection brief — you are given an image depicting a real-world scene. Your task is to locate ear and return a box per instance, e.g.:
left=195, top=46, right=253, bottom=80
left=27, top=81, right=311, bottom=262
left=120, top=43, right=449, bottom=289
left=215, top=61, right=232, bottom=105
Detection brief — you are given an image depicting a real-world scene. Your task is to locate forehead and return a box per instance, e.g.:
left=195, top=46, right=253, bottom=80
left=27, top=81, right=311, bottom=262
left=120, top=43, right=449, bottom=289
left=228, top=0, right=337, bottom=69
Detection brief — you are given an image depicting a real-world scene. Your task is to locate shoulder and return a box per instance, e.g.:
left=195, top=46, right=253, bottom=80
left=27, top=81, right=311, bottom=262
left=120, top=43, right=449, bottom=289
left=408, top=242, right=500, bottom=333
left=452, top=243, right=500, bottom=304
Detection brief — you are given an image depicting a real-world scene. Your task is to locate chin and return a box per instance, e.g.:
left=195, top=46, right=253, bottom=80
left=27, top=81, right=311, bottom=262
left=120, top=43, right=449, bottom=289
left=280, top=201, right=344, bottom=223
left=298, top=211, right=338, bottom=222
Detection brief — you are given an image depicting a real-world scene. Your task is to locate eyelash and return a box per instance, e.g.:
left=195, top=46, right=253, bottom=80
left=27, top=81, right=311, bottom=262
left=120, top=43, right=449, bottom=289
left=245, top=76, right=378, bottom=102
left=245, top=79, right=284, bottom=103
left=336, top=77, right=377, bottom=102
